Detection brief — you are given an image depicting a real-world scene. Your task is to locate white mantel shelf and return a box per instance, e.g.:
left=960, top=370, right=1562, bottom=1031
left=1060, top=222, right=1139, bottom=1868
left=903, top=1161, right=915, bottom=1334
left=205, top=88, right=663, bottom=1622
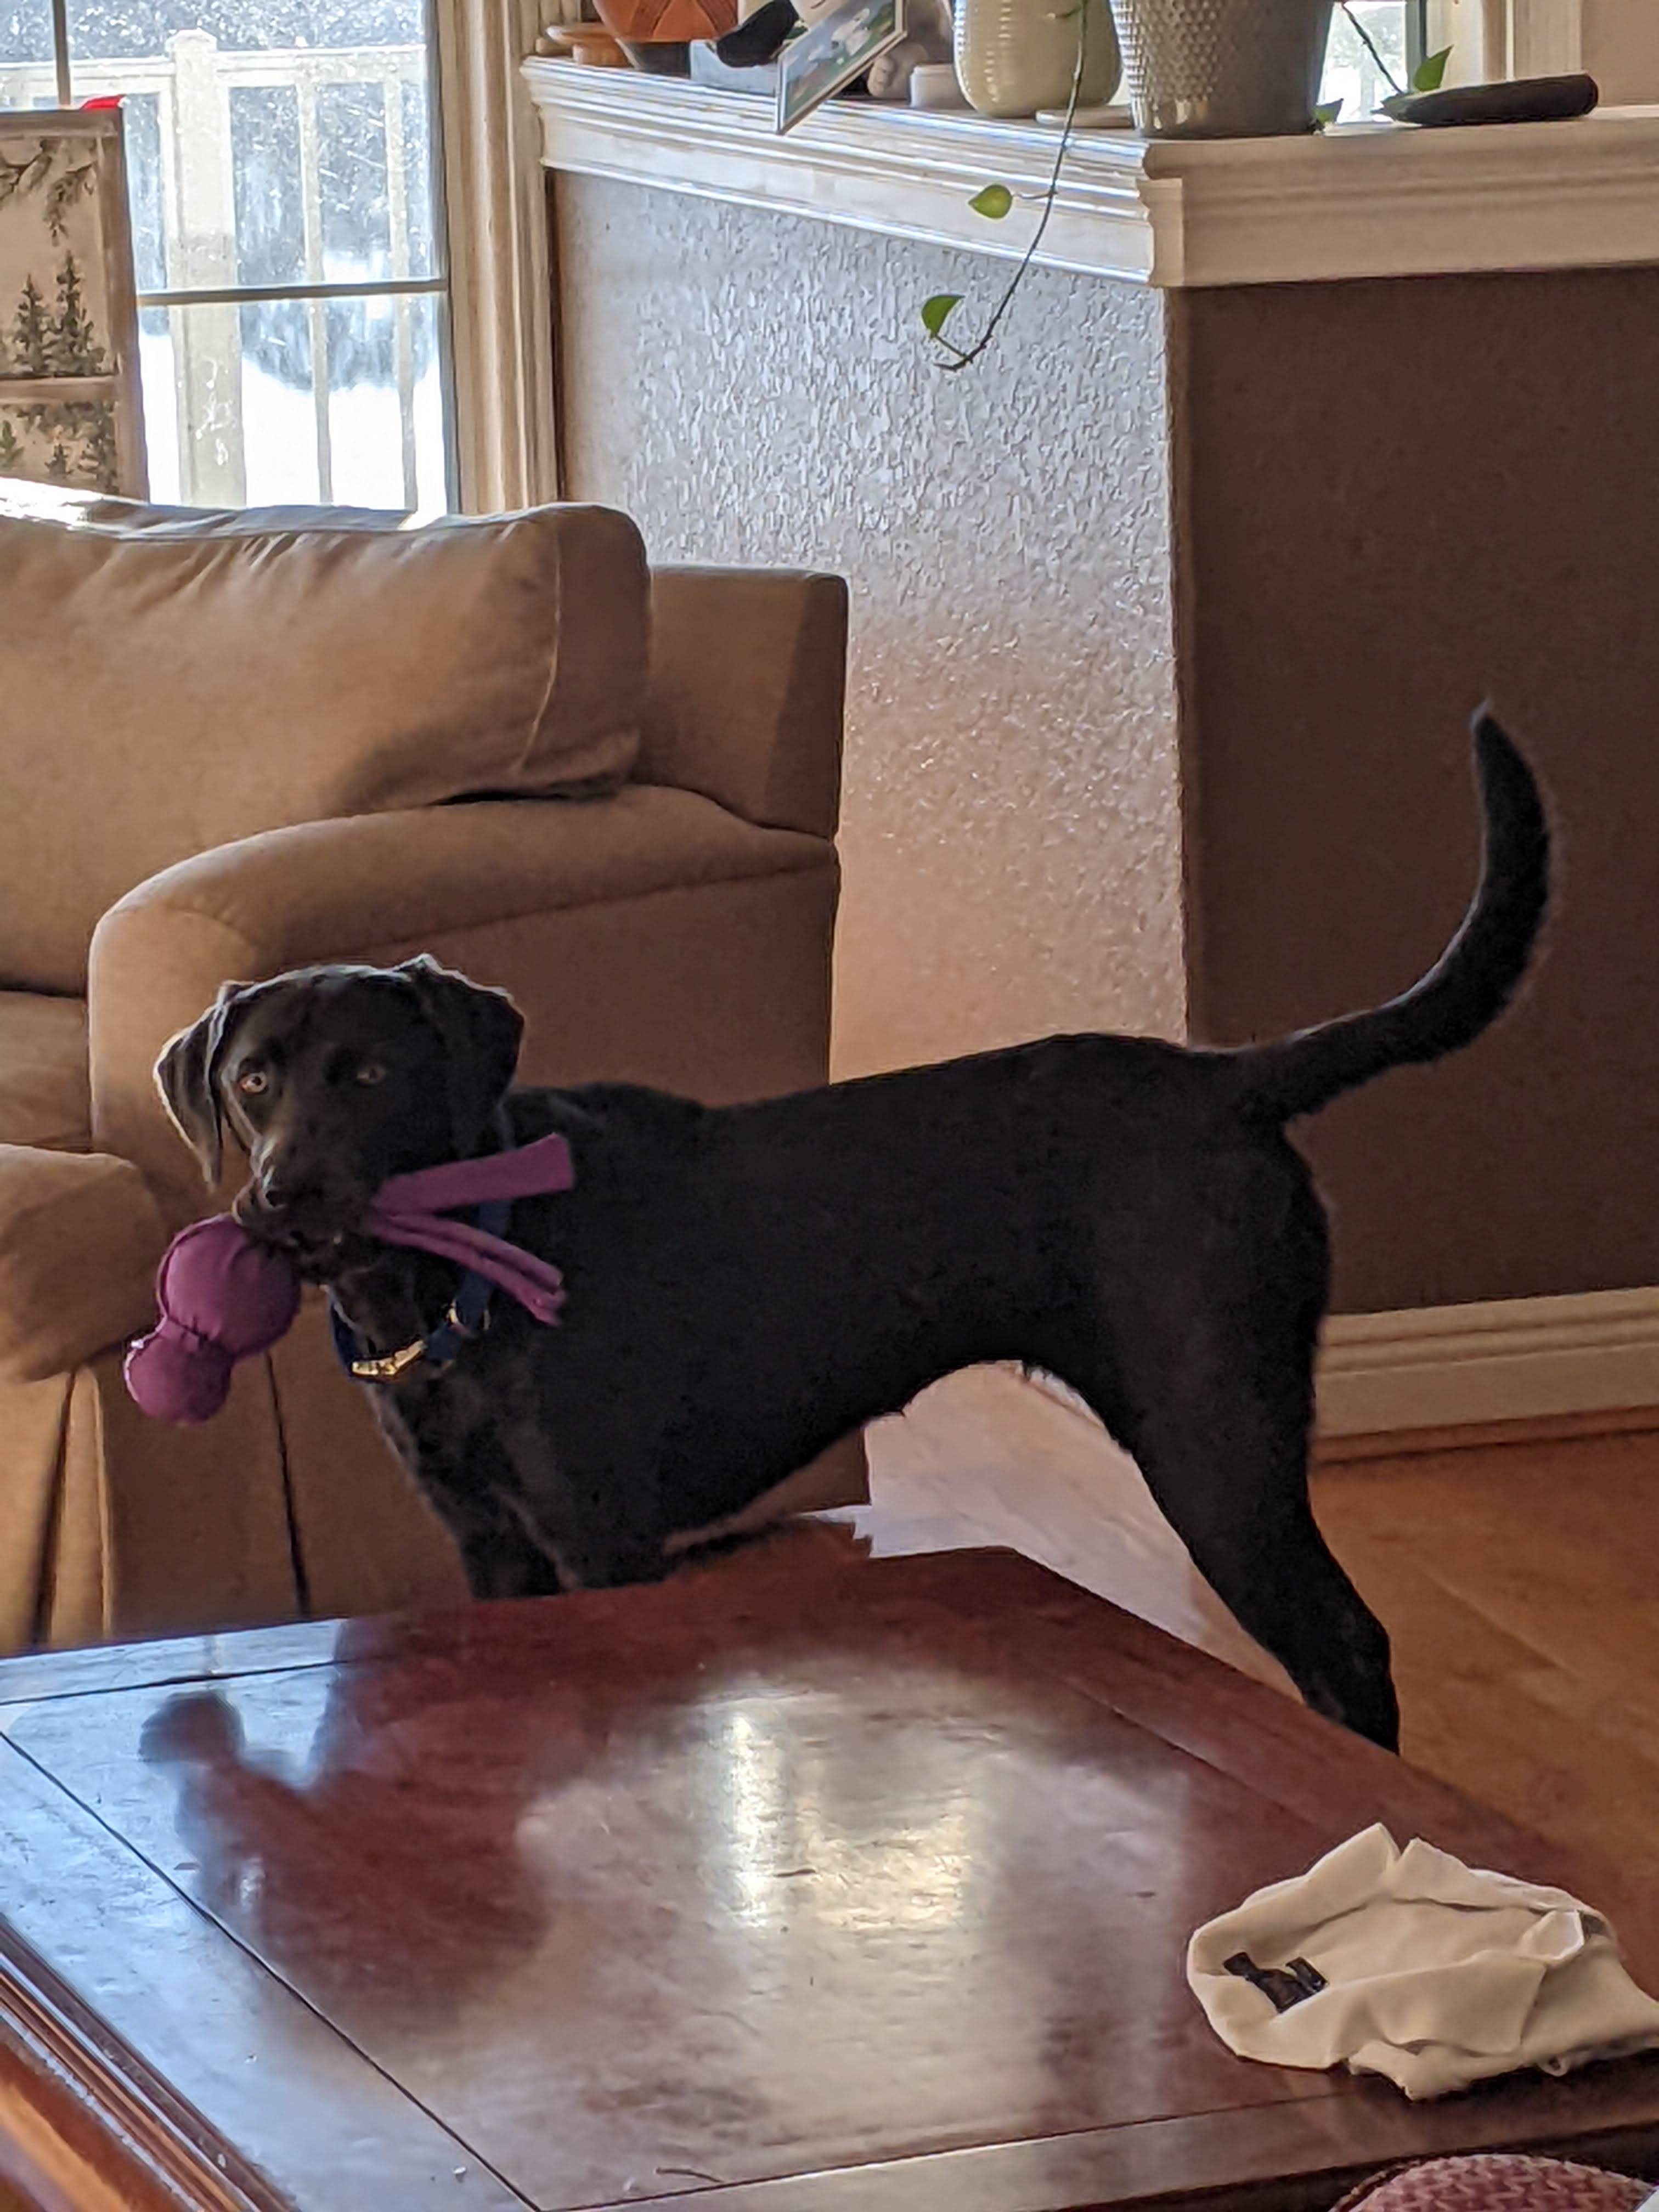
left=524, top=60, right=1659, bottom=289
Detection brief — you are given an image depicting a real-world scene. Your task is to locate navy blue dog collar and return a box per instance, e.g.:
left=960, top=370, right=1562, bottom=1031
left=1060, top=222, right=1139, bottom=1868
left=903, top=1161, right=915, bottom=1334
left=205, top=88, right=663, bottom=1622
left=328, top=1193, right=512, bottom=1384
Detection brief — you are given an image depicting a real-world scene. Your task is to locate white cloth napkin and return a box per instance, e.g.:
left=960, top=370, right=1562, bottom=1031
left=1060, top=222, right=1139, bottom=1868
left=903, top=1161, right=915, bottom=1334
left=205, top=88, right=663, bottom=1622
left=1187, top=1824, right=1659, bottom=2100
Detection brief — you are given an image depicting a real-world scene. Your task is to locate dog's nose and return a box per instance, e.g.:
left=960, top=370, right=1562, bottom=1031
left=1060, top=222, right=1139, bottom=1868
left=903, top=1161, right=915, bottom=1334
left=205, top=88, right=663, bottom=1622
left=257, top=1166, right=315, bottom=1211
left=253, top=1153, right=347, bottom=1226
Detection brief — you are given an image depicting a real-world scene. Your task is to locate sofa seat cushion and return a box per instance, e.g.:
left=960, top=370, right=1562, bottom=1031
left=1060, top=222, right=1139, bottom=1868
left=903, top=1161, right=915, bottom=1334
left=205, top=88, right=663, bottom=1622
left=0, top=996, right=91, bottom=1152
left=97, top=783, right=834, bottom=968
left=0, top=489, right=651, bottom=994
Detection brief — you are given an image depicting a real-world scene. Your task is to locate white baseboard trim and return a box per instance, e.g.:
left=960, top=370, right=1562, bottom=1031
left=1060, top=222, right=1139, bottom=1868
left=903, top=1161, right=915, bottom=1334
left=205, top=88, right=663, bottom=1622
left=1317, top=1286, right=1659, bottom=1437
left=1021, top=1287, right=1659, bottom=1442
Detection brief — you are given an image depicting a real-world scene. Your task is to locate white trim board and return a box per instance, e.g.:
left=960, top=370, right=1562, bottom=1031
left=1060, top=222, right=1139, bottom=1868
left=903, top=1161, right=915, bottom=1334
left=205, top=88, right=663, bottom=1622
left=526, top=63, right=1659, bottom=291
left=440, top=0, right=561, bottom=511
left=1025, top=1287, right=1659, bottom=1441
left=1316, top=1285, right=1659, bottom=1437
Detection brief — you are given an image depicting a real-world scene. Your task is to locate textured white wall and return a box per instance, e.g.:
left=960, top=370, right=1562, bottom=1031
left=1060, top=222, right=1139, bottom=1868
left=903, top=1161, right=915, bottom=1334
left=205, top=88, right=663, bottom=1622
left=554, top=177, right=1186, bottom=1080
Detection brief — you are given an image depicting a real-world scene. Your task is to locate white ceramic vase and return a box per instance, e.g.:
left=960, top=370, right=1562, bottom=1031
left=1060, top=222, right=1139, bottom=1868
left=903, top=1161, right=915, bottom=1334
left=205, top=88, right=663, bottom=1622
left=953, top=0, right=1121, bottom=118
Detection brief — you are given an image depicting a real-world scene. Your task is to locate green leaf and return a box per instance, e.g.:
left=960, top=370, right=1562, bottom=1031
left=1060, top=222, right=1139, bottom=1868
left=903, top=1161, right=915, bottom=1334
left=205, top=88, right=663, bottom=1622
left=968, top=184, right=1013, bottom=220
left=1412, top=44, right=1451, bottom=91
left=1312, top=98, right=1343, bottom=129
left=921, top=294, right=963, bottom=338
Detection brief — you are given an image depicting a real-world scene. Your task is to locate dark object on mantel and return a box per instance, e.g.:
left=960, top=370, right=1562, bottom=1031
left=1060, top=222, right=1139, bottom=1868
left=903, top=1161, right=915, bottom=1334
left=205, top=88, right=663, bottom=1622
left=716, top=0, right=797, bottom=66
left=620, top=36, right=692, bottom=70
left=1381, top=72, right=1599, bottom=127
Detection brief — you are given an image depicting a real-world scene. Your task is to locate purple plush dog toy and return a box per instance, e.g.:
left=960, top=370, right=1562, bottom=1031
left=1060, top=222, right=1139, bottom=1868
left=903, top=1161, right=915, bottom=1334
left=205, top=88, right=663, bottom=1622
left=125, top=1216, right=302, bottom=1424
left=125, top=1133, right=577, bottom=1425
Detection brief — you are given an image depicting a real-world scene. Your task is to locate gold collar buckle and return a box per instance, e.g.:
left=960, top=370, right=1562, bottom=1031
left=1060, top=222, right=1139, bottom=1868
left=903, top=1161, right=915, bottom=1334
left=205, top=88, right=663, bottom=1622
left=349, top=1336, right=430, bottom=1384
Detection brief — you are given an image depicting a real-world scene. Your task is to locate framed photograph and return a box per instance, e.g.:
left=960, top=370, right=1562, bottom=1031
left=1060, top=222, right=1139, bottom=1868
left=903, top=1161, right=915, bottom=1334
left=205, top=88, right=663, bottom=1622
left=0, top=107, right=148, bottom=496
left=776, top=0, right=907, bottom=133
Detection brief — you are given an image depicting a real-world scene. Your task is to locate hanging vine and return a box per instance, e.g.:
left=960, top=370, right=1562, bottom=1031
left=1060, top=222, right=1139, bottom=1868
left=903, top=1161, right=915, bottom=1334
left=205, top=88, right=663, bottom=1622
left=921, top=4, right=1452, bottom=370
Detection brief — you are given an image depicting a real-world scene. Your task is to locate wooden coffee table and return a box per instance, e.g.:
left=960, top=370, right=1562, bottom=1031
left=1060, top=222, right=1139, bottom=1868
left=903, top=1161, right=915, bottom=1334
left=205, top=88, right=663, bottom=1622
left=0, top=1539, right=1655, bottom=2212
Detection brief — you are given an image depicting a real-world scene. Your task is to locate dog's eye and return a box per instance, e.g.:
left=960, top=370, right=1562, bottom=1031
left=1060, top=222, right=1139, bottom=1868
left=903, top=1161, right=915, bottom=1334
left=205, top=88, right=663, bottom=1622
left=234, top=1069, right=269, bottom=1097
left=356, top=1062, right=387, bottom=1087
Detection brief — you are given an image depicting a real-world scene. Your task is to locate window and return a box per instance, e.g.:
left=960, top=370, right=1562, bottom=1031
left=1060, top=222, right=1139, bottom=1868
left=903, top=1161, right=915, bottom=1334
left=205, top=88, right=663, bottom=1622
left=1321, top=2, right=1431, bottom=121
left=0, top=0, right=454, bottom=512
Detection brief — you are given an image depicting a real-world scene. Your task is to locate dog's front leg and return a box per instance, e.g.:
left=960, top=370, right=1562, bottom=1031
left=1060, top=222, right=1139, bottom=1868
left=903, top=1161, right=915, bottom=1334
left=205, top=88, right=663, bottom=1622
left=496, top=1401, right=669, bottom=1593
left=371, top=1391, right=568, bottom=1599
left=449, top=1499, right=568, bottom=1600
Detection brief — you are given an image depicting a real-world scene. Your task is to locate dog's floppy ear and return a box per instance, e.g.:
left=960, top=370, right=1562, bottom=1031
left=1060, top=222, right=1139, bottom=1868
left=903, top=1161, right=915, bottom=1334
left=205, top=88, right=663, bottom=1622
left=154, top=981, right=256, bottom=1185
left=396, top=956, right=526, bottom=1148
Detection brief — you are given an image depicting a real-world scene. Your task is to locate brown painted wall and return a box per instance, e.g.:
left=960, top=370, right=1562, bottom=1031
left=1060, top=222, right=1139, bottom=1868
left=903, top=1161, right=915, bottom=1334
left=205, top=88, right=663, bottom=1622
left=1176, top=269, right=1659, bottom=1311
left=552, top=177, right=1188, bottom=1080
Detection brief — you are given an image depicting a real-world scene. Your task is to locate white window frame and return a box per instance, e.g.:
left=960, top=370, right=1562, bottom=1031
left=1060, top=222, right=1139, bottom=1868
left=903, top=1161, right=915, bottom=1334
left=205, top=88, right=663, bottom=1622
left=24, top=0, right=557, bottom=514
left=1431, top=0, right=1582, bottom=83
left=435, top=0, right=560, bottom=511
left=1495, top=0, right=1583, bottom=78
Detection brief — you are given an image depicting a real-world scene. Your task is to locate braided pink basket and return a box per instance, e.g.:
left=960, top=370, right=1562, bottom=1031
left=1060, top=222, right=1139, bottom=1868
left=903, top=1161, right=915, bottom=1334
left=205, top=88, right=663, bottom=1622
left=1333, top=2153, right=1653, bottom=2211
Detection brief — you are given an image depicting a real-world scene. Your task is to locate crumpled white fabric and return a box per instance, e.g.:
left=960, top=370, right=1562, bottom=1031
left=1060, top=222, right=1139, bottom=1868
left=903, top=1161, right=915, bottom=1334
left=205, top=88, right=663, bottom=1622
left=1187, top=1824, right=1659, bottom=2100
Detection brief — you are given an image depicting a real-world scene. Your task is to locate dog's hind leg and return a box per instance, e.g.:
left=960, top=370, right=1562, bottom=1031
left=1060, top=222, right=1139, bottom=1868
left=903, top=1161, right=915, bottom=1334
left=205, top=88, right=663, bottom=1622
left=1053, top=1167, right=1399, bottom=1750
left=1114, top=1369, right=1398, bottom=1750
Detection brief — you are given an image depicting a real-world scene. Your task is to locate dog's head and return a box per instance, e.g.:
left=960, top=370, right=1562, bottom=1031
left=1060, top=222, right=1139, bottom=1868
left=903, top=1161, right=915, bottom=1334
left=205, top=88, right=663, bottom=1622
left=155, top=956, right=524, bottom=1278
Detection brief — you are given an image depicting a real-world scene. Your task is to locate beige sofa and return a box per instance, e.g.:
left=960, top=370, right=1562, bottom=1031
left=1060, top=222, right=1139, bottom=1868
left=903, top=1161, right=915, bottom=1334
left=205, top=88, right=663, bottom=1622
left=0, top=487, right=860, bottom=1654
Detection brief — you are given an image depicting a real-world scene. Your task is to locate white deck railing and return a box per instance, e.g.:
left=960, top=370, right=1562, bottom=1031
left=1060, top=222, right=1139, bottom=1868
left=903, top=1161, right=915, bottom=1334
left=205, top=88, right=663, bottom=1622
left=1, top=36, right=442, bottom=506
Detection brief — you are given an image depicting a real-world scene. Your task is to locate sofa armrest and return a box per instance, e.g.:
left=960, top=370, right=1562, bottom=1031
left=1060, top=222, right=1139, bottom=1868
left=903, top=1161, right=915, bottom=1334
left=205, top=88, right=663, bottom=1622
left=639, top=568, right=848, bottom=839
left=89, top=792, right=833, bottom=1210
left=0, top=1148, right=166, bottom=1382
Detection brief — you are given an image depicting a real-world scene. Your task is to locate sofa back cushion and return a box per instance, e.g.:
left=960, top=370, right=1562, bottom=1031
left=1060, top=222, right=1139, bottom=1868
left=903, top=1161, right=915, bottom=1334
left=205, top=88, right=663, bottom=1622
left=0, top=494, right=650, bottom=991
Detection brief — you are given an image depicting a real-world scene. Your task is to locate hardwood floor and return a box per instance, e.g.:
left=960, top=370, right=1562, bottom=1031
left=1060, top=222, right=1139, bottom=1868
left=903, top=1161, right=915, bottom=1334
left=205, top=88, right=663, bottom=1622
left=855, top=1366, right=1659, bottom=1890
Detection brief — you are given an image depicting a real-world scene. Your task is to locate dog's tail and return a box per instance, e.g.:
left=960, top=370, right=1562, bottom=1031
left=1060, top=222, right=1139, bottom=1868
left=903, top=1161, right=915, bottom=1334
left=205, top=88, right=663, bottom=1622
left=1231, top=710, right=1549, bottom=1127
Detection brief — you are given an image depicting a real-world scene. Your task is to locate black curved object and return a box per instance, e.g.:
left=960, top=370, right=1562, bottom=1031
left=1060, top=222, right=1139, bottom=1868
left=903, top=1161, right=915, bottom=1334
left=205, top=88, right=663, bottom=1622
left=1381, top=72, right=1598, bottom=127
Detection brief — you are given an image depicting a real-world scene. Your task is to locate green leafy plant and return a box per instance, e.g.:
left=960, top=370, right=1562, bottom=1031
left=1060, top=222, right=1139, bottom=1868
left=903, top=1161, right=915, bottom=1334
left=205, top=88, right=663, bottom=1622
left=921, top=0, right=1091, bottom=371
left=924, top=5, right=1452, bottom=365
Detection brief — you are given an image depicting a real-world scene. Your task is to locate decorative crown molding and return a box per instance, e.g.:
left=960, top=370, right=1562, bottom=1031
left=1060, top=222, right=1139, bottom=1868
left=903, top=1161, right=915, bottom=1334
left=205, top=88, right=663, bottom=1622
left=527, top=63, right=1659, bottom=291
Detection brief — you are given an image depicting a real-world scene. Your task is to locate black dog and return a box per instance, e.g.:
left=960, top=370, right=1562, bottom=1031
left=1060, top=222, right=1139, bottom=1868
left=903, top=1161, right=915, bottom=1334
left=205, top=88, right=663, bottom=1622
left=156, top=714, right=1548, bottom=1751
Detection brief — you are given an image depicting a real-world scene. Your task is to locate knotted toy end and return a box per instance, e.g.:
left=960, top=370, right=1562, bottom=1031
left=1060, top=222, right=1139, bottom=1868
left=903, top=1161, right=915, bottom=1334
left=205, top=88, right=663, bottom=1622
left=125, top=1328, right=236, bottom=1425
left=125, top=1214, right=302, bottom=1425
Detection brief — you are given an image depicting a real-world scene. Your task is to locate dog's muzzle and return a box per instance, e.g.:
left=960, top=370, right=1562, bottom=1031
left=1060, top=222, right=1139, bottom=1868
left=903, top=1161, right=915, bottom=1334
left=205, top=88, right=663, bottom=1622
left=233, top=1186, right=369, bottom=1281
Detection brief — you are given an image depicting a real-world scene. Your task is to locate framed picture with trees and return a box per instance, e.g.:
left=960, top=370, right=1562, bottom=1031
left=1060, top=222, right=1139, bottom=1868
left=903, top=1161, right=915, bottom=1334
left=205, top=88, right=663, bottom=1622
left=0, top=107, right=146, bottom=496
